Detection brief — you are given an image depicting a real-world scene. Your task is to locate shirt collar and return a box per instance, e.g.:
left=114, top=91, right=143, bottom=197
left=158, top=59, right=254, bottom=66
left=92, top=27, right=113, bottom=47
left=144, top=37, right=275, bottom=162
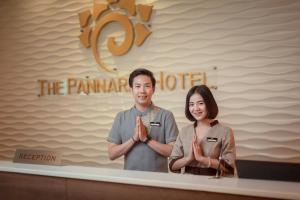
left=210, top=120, right=219, bottom=127
left=132, top=102, right=154, bottom=116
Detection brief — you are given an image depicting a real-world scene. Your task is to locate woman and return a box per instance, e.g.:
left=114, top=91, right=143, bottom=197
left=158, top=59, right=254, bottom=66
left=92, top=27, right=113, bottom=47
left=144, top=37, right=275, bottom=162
left=169, top=85, right=236, bottom=176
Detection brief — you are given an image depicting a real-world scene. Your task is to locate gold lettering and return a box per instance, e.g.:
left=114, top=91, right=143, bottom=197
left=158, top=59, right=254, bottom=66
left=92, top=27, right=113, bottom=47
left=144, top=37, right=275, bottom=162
left=77, top=79, right=87, bottom=94
left=54, top=81, right=64, bottom=95
left=177, top=73, right=188, bottom=89
left=118, top=77, right=128, bottom=92
left=189, top=72, right=204, bottom=87
left=38, top=71, right=210, bottom=96
left=68, top=78, right=77, bottom=95
left=47, top=82, right=56, bottom=95
left=96, top=79, right=107, bottom=93
left=165, top=74, right=176, bottom=90
left=107, top=79, right=117, bottom=92
left=38, top=80, right=47, bottom=96
left=156, top=71, right=164, bottom=90
left=86, top=77, right=97, bottom=94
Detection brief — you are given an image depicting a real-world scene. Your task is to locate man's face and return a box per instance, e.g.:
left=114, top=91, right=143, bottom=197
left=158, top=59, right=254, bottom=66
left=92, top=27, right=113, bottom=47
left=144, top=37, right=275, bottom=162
left=131, top=75, right=155, bottom=108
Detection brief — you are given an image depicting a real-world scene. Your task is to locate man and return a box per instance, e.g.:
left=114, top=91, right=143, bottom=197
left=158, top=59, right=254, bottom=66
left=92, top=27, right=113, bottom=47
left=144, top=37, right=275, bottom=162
left=107, top=68, right=179, bottom=172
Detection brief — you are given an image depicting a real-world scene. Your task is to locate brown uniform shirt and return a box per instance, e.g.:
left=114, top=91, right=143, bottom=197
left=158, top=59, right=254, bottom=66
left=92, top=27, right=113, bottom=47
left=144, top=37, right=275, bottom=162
left=170, top=121, right=236, bottom=176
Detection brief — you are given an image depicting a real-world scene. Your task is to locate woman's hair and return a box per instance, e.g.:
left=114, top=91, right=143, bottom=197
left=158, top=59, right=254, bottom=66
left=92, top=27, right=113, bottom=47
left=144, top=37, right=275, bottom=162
left=185, top=85, right=218, bottom=122
left=128, top=68, right=156, bottom=88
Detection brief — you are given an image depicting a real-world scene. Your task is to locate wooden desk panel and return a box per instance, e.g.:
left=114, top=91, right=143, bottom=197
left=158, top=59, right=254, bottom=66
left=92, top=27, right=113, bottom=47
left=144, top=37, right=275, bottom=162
left=0, top=172, right=275, bottom=200
left=0, top=172, right=65, bottom=200
left=1, top=161, right=299, bottom=200
left=67, top=178, right=275, bottom=200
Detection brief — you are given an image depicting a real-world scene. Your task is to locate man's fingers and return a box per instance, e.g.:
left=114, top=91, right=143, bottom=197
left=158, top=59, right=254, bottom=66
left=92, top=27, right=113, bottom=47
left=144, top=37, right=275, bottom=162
left=136, top=116, right=141, bottom=124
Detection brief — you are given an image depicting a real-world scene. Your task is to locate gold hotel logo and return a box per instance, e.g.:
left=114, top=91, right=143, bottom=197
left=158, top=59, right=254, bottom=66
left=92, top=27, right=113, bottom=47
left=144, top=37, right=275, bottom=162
left=78, top=0, right=153, bottom=73
left=37, top=0, right=207, bottom=96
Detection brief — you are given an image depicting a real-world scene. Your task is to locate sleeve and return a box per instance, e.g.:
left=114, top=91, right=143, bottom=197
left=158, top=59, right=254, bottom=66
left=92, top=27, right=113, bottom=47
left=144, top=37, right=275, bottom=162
left=169, top=132, right=184, bottom=173
left=221, top=128, right=236, bottom=175
left=107, top=112, right=122, bottom=144
left=164, top=111, right=179, bottom=144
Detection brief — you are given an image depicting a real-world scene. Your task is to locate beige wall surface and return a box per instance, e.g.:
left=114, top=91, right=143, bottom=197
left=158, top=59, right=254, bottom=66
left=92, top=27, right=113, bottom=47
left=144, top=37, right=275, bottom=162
left=0, top=0, right=300, bottom=168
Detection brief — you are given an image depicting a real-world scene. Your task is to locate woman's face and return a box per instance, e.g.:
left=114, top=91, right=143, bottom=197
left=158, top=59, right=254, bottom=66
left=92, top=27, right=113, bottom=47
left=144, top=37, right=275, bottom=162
left=188, top=93, right=208, bottom=121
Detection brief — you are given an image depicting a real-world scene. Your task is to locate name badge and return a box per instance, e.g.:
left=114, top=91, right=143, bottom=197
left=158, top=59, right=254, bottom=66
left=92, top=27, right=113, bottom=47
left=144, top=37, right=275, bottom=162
left=150, top=122, right=161, bottom=127
left=207, top=137, right=218, bottom=142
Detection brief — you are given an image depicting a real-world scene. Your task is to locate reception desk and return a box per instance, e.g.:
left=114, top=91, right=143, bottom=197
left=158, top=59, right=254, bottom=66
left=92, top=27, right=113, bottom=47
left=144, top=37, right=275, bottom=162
left=0, top=161, right=299, bottom=200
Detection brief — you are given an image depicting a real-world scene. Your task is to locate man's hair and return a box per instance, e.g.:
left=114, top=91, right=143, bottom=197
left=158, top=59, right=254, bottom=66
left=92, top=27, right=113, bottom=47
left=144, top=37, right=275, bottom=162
left=185, top=85, right=218, bottom=121
left=128, top=68, right=156, bottom=88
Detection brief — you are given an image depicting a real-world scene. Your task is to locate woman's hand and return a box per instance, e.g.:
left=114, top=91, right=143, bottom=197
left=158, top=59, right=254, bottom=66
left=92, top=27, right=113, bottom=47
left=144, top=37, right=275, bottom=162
left=186, top=139, right=195, bottom=163
left=192, top=135, right=204, bottom=162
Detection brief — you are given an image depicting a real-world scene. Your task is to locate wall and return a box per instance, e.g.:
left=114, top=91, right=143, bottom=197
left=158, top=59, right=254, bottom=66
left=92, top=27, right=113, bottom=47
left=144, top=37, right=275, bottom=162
left=0, top=0, right=300, bottom=168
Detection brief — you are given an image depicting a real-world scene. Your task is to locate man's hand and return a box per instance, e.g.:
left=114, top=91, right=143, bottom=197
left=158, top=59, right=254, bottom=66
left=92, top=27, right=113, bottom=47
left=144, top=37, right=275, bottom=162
left=137, top=116, right=148, bottom=142
left=133, top=116, right=140, bottom=142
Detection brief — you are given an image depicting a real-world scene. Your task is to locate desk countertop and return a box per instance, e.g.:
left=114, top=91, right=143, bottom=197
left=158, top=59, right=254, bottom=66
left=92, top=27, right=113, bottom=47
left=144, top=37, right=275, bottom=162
left=0, top=161, right=299, bottom=200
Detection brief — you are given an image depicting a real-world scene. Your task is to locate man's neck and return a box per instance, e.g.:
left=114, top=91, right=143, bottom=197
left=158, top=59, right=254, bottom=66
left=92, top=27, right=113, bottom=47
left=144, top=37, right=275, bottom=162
left=135, top=103, right=152, bottom=112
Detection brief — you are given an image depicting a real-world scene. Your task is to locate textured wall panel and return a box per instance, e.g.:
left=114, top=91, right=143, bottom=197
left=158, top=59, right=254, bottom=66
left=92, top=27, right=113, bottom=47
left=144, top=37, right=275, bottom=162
left=0, top=0, right=300, bottom=169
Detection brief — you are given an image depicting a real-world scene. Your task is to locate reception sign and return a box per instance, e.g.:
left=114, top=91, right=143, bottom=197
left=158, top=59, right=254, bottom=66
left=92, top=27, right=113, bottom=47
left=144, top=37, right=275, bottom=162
left=13, top=149, right=62, bottom=166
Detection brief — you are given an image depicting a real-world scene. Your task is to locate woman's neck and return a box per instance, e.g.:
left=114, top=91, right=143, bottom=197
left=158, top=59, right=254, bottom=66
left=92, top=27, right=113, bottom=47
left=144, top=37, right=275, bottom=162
left=196, top=118, right=213, bottom=128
